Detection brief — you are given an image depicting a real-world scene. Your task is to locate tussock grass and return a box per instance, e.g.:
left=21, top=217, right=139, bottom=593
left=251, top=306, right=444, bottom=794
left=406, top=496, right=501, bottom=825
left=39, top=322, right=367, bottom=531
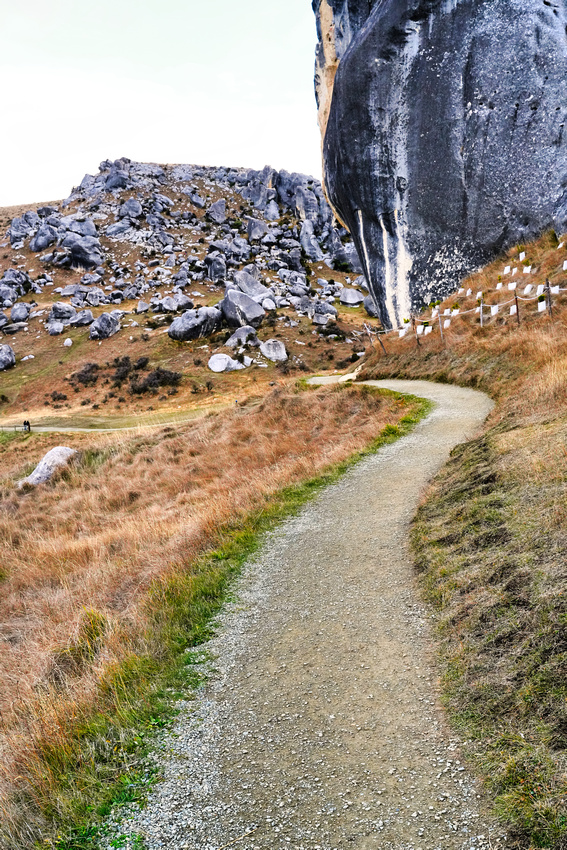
left=363, top=231, right=567, bottom=849
left=0, top=383, right=426, bottom=849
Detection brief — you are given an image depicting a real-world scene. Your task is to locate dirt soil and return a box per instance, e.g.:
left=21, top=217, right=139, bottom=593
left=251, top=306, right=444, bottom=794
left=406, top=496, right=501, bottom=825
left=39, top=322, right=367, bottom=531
left=105, top=380, right=502, bottom=850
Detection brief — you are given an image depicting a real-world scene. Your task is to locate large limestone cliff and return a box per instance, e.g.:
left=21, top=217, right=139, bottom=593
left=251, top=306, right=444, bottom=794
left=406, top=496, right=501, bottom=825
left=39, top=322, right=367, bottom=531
left=313, top=0, right=567, bottom=329
left=313, top=0, right=374, bottom=141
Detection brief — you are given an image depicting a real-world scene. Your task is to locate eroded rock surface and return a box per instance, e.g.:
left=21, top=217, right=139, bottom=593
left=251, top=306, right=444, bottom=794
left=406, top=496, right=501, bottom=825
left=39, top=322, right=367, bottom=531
left=314, top=0, right=567, bottom=327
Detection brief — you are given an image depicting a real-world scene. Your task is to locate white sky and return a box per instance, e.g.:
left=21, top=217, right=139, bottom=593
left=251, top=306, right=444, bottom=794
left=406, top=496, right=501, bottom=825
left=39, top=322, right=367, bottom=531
left=0, top=0, right=322, bottom=207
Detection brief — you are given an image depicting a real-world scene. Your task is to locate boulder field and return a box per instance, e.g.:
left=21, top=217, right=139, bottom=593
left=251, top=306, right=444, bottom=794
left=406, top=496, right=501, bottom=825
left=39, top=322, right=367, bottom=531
left=0, top=158, right=373, bottom=375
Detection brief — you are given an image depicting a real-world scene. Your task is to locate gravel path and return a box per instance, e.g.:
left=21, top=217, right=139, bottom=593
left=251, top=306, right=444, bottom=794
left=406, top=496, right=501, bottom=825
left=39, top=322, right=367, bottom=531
left=107, top=380, right=503, bottom=850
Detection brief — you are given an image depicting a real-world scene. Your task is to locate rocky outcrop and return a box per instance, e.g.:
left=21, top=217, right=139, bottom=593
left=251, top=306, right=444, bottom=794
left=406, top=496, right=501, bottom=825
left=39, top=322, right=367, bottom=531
left=314, top=0, right=567, bottom=328
left=18, top=447, right=77, bottom=488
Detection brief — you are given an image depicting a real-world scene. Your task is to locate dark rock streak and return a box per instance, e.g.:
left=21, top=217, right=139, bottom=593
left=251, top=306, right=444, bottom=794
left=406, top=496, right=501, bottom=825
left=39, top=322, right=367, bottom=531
left=315, top=0, right=567, bottom=327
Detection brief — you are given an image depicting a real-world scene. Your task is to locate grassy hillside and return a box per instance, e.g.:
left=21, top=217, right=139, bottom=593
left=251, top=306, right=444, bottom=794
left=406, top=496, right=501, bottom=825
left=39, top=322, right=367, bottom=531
left=0, top=164, right=374, bottom=430
left=0, top=382, right=425, bottom=849
left=361, top=230, right=567, bottom=850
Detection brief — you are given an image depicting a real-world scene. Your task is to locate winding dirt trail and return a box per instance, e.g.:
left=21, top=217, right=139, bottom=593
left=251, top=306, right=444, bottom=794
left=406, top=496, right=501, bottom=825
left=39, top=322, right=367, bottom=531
left=109, top=380, right=502, bottom=850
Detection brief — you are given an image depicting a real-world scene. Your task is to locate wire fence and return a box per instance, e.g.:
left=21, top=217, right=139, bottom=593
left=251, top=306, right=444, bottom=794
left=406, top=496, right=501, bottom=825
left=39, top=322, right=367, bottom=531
left=363, top=244, right=567, bottom=346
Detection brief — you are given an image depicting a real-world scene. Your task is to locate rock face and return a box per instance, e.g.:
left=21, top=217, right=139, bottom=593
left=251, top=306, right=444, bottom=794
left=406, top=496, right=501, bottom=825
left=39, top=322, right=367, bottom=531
left=314, top=0, right=567, bottom=327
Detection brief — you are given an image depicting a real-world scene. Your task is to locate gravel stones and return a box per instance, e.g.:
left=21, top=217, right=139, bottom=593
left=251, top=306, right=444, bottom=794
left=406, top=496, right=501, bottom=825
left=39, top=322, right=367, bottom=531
left=102, top=380, right=499, bottom=850
left=0, top=344, right=16, bottom=371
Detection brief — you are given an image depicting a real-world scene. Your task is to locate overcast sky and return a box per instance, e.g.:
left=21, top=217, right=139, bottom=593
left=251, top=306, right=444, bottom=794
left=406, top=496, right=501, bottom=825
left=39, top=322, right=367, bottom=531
left=0, top=0, right=322, bottom=207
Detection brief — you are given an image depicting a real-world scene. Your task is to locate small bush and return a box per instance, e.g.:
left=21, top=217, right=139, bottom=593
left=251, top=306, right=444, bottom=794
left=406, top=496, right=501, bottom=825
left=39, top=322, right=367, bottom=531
left=130, top=368, right=182, bottom=395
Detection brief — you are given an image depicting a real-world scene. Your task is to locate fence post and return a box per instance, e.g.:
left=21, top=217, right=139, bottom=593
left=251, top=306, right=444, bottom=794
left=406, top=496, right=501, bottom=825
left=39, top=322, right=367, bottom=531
left=438, top=314, right=444, bottom=345
left=480, top=299, right=484, bottom=328
left=515, top=292, right=520, bottom=326
left=545, top=278, right=553, bottom=316
left=412, top=316, right=420, bottom=347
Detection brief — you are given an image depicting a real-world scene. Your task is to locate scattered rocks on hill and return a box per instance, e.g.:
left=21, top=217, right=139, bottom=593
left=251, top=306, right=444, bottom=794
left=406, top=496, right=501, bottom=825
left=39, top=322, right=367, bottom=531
left=17, top=446, right=77, bottom=488
left=221, top=290, right=265, bottom=329
left=208, top=353, right=247, bottom=373
left=225, top=326, right=259, bottom=348
left=1, top=157, right=371, bottom=374
left=168, top=307, right=222, bottom=341
left=259, top=339, right=288, bottom=362
left=0, top=344, right=16, bottom=370
left=89, top=312, right=120, bottom=340
left=340, top=288, right=365, bottom=306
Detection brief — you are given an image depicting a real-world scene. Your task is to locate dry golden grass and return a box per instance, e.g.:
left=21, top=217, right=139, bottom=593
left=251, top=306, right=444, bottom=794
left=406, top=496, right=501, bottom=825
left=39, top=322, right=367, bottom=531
left=0, top=383, right=407, bottom=842
left=363, top=230, right=567, bottom=849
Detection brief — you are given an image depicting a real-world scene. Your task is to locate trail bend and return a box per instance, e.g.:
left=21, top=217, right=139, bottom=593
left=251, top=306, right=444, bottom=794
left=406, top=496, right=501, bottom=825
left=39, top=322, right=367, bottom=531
left=109, top=380, right=502, bottom=850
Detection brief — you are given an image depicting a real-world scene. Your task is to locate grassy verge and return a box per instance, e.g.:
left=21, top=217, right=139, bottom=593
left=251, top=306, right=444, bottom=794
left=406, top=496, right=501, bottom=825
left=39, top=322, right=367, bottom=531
left=3, top=390, right=429, bottom=850
left=411, top=431, right=566, bottom=850
left=359, top=230, right=567, bottom=849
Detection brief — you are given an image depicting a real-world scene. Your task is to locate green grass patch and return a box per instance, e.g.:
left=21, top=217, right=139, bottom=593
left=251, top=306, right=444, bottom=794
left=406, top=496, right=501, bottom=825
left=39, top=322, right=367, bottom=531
left=12, top=390, right=430, bottom=850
